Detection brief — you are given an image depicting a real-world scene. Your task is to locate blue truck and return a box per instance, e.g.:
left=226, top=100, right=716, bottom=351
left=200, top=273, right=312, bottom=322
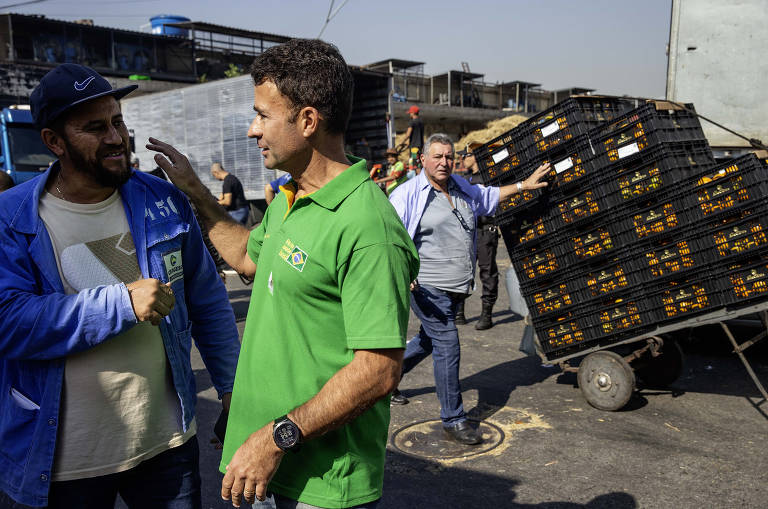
left=0, top=105, right=54, bottom=185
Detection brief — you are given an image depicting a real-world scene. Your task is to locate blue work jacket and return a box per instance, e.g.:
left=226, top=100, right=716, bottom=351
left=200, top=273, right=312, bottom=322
left=0, top=164, right=240, bottom=507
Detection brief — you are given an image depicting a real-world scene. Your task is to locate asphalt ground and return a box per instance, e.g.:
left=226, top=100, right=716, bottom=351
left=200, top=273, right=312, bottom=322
left=176, top=243, right=767, bottom=509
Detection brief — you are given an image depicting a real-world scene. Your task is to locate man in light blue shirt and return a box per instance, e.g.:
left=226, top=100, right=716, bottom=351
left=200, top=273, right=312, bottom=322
left=388, top=133, right=549, bottom=445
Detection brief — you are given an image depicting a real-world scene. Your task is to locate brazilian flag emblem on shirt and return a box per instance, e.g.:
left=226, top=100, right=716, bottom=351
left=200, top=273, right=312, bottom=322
left=285, top=246, right=308, bottom=272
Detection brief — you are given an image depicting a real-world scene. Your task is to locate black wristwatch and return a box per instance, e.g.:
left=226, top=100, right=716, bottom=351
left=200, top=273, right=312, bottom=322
left=273, top=415, right=302, bottom=452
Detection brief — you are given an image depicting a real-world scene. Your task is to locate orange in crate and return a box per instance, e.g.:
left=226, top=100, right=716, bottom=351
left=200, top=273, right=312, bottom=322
left=558, top=191, right=600, bottom=224
left=645, top=240, right=695, bottom=277
left=587, top=263, right=629, bottom=297
left=602, top=119, right=650, bottom=162
left=498, top=189, right=536, bottom=212
left=598, top=299, right=642, bottom=335
left=661, top=283, right=709, bottom=317
left=618, top=165, right=662, bottom=200
left=518, top=217, right=547, bottom=245
left=533, top=115, right=572, bottom=153
left=728, top=261, right=768, bottom=300
left=544, top=319, right=585, bottom=349
left=712, top=221, right=768, bottom=257
left=572, top=228, right=613, bottom=259
left=520, top=249, right=558, bottom=280
left=632, top=203, right=678, bottom=239
left=548, top=151, right=589, bottom=187
left=532, top=284, right=572, bottom=315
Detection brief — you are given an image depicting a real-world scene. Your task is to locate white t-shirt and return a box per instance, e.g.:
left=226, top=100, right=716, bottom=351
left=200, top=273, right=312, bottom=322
left=38, top=189, right=195, bottom=481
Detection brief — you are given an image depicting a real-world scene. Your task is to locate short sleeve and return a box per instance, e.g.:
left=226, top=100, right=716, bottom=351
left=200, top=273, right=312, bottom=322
left=339, top=243, right=416, bottom=350
left=222, top=175, right=234, bottom=194
left=247, top=220, right=266, bottom=264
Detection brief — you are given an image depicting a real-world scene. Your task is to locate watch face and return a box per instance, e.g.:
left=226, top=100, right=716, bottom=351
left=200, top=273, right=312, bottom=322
left=275, top=421, right=299, bottom=450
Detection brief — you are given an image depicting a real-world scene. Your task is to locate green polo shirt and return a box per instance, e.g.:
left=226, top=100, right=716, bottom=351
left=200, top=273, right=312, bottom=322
left=220, top=157, right=419, bottom=508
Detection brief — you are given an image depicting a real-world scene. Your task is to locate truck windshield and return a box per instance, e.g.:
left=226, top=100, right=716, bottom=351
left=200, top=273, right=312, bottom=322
left=7, top=125, right=54, bottom=172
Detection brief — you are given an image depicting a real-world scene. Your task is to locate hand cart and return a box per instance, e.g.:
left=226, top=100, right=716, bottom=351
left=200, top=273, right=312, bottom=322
left=546, top=302, right=768, bottom=411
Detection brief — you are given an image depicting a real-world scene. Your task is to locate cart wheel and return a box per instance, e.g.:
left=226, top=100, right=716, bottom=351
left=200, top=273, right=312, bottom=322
left=634, top=340, right=684, bottom=388
left=577, top=351, right=635, bottom=411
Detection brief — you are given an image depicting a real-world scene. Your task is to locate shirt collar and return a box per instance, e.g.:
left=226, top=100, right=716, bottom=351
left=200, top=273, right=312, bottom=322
left=307, top=155, right=370, bottom=210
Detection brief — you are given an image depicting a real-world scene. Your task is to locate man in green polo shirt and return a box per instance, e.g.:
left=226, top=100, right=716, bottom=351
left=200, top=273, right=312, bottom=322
left=147, top=39, right=419, bottom=509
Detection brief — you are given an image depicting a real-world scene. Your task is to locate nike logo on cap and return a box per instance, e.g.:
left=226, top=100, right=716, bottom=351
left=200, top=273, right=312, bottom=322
left=74, top=76, right=96, bottom=91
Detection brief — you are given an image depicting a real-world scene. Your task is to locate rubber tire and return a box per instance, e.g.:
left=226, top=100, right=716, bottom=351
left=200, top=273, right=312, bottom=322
left=634, top=340, right=684, bottom=389
left=578, top=351, right=636, bottom=411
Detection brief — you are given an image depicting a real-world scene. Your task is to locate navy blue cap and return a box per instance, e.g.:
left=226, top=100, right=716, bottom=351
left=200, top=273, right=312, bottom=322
left=30, top=64, right=138, bottom=129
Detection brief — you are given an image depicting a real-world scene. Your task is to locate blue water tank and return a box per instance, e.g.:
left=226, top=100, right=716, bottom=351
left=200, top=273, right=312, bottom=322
left=150, top=15, right=191, bottom=37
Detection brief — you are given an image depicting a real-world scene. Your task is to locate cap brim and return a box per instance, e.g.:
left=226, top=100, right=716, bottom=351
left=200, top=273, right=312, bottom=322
left=46, top=84, right=138, bottom=127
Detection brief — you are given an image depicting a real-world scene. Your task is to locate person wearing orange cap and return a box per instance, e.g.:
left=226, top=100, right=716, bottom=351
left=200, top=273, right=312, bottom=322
left=397, top=105, right=424, bottom=158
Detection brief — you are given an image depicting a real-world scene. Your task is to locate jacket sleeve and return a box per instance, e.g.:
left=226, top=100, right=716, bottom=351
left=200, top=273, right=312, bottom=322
left=0, top=223, right=137, bottom=361
left=179, top=199, right=240, bottom=398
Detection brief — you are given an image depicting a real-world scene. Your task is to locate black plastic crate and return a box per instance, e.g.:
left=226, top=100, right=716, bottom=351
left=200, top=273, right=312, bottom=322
left=545, top=180, right=606, bottom=231
left=577, top=251, right=645, bottom=303
left=593, top=141, right=715, bottom=209
left=498, top=211, right=551, bottom=252
left=687, top=153, right=768, bottom=222
left=614, top=186, right=697, bottom=247
left=514, top=243, right=564, bottom=283
left=520, top=273, right=581, bottom=319
left=628, top=230, right=715, bottom=283
left=694, top=204, right=768, bottom=262
left=525, top=97, right=636, bottom=157
left=715, top=253, right=768, bottom=308
left=533, top=306, right=594, bottom=354
left=494, top=187, right=543, bottom=225
left=474, top=129, right=533, bottom=185
left=589, top=102, right=707, bottom=168
left=582, top=293, right=655, bottom=343
left=645, top=273, right=722, bottom=324
left=551, top=218, right=622, bottom=262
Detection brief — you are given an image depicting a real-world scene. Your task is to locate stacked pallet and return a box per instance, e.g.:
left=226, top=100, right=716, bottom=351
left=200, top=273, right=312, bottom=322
left=475, top=98, right=768, bottom=361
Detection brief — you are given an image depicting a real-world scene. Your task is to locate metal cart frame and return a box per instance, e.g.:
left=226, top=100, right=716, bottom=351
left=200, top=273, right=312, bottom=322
left=546, top=302, right=768, bottom=411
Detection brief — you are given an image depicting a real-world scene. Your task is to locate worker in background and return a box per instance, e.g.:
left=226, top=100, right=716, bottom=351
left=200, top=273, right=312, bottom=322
left=211, top=162, right=249, bottom=224
left=264, top=173, right=292, bottom=205
left=388, top=133, right=550, bottom=445
left=131, top=154, right=140, bottom=170
left=374, top=148, right=406, bottom=195
left=461, top=150, right=498, bottom=330
left=397, top=105, right=424, bottom=158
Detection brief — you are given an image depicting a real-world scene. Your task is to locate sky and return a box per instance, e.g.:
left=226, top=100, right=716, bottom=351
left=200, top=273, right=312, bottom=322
left=6, top=0, right=673, bottom=98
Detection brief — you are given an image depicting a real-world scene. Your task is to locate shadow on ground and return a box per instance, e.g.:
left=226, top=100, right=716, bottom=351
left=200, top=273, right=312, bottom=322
left=382, top=448, right=637, bottom=508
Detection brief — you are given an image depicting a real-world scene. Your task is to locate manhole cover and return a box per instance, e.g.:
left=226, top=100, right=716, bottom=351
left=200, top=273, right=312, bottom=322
left=391, top=419, right=504, bottom=460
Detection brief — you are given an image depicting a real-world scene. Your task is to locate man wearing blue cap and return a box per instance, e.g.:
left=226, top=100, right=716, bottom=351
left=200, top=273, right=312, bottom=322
left=0, top=64, right=240, bottom=508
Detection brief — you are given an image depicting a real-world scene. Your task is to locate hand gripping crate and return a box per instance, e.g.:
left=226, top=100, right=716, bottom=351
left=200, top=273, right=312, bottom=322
left=588, top=101, right=707, bottom=169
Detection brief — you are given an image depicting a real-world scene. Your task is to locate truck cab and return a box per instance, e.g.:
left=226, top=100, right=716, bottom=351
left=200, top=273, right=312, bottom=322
left=0, top=105, right=54, bottom=185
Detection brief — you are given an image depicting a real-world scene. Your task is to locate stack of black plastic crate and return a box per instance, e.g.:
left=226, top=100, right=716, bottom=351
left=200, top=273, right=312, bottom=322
left=475, top=97, right=768, bottom=361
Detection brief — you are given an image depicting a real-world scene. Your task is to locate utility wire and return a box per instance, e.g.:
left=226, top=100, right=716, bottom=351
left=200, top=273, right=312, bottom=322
left=0, top=0, right=47, bottom=9
left=318, top=0, right=351, bottom=38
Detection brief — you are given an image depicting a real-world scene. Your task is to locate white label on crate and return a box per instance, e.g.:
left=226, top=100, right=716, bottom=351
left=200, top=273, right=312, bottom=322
left=541, top=121, right=560, bottom=138
left=554, top=157, right=574, bottom=174
left=491, top=148, right=509, bottom=164
left=617, top=142, right=640, bottom=159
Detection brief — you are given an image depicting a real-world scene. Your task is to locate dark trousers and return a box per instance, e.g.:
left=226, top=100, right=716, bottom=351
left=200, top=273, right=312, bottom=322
left=0, top=436, right=201, bottom=509
left=476, top=226, right=499, bottom=306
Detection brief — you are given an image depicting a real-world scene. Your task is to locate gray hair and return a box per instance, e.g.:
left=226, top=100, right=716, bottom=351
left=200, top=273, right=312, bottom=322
left=423, top=133, right=454, bottom=156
